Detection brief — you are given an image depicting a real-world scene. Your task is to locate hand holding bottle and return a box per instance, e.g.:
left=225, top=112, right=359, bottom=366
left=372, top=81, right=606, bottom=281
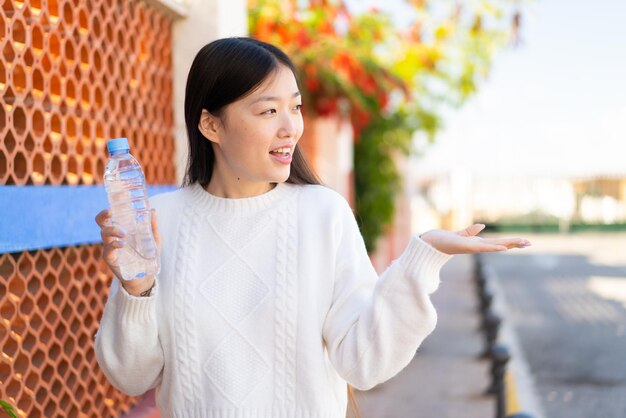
left=95, top=208, right=161, bottom=296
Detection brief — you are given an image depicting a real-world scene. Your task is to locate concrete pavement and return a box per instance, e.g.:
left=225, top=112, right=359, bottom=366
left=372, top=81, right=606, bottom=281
left=482, top=233, right=626, bottom=418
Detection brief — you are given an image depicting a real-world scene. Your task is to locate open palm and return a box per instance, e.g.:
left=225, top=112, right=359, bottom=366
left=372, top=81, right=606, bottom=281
left=420, top=224, right=531, bottom=255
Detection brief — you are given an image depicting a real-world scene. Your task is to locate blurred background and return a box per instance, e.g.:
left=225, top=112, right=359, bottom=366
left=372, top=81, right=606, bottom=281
left=1, top=0, right=625, bottom=417
left=410, top=0, right=626, bottom=235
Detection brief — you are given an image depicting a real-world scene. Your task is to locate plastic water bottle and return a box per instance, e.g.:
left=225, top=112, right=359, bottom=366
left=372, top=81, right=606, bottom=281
left=103, top=137, right=160, bottom=280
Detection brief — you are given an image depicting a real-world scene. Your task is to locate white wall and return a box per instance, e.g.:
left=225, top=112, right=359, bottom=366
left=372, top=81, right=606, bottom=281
left=150, top=0, right=248, bottom=184
left=174, top=0, right=248, bottom=184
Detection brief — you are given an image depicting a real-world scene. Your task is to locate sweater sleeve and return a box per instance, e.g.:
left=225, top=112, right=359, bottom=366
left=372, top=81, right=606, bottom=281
left=322, top=199, right=452, bottom=391
left=94, top=277, right=164, bottom=396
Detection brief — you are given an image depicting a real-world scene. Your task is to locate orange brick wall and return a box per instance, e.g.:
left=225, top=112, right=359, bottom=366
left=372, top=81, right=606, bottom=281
left=1, top=0, right=176, bottom=416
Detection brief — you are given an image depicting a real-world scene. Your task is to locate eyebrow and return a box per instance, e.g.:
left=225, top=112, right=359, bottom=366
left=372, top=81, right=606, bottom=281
left=251, top=91, right=301, bottom=104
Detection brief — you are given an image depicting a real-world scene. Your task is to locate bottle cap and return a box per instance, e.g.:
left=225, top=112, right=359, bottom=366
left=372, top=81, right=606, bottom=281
left=107, top=137, right=130, bottom=154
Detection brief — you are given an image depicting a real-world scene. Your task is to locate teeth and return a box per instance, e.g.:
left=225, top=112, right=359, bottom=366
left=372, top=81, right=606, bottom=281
left=272, top=147, right=291, bottom=154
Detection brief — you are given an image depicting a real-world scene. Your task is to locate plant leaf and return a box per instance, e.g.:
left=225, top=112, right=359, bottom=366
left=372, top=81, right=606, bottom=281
left=0, top=400, right=18, bottom=418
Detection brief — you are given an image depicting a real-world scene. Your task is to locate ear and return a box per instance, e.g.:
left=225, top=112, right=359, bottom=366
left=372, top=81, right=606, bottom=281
left=198, top=109, right=221, bottom=144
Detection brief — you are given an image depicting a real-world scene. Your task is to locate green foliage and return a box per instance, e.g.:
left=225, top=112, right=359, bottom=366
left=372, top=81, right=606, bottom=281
left=355, top=112, right=413, bottom=251
left=0, top=400, right=17, bottom=418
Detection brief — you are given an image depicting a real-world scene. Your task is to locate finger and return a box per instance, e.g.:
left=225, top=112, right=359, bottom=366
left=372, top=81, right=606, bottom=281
left=484, top=239, right=530, bottom=249
left=95, top=209, right=112, bottom=227
left=103, top=241, right=124, bottom=275
left=487, top=245, right=508, bottom=252
left=446, top=241, right=508, bottom=254
left=151, top=209, right=161, bottom=248
left=463, top=242, right=508, bottom=253
left=484, top=237, right=531, bottom=249
left=100, top=226, right=126, bottom=245
left=103, top=239, right=125, bottom=255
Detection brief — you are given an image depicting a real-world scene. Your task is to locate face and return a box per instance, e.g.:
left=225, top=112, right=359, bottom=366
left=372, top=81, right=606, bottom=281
left=200, top=64, right=304, bottom=193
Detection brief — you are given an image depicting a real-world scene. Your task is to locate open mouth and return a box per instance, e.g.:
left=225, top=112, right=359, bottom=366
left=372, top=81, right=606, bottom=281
left=269, top=147, right=292, bottom=158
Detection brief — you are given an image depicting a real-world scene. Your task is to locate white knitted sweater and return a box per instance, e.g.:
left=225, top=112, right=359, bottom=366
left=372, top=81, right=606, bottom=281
left=95, top=182, right=452, bottom=418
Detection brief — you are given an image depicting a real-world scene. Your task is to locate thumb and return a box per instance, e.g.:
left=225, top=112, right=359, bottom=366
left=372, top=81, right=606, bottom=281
left=457, top=223, right=485, bottom=237
left=151, top=209, right=161, bottom=249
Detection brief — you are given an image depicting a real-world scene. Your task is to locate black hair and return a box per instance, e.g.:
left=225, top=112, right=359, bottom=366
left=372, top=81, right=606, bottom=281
left=182, top=37, right=320, bottom=187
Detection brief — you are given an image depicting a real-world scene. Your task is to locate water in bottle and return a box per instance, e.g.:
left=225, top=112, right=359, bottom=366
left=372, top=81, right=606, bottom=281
left=104, top=137, right=160, bottom=280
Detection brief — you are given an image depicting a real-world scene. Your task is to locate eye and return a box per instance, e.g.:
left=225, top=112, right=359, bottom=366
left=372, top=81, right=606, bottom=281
left=261, top=109, right=277, bottom=115
left=294, top=104, right=303, bottom=111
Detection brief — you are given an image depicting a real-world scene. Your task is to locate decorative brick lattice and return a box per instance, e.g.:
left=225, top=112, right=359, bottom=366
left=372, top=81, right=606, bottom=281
left=1, top=0, right=176, bottom=416
left=0, top=247, right=133, bottom=417
left=1, top=0, right=176, bottom=185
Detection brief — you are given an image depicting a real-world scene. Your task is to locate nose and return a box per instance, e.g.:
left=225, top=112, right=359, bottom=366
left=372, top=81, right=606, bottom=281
left=278, top=113, right=298, bottom=138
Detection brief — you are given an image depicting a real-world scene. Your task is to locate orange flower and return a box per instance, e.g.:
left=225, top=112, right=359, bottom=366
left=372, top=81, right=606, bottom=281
left=332, top=53, right=353, bottom=80
left=351, top=108, right=372, bottom=135
left=377, top=92, right=389, bottom=110
left=332, top=53, right=352, bottom=70
left=295, top=28, right=312, bottom=48
left=304, top=63, right=318, bottom=78
left=276, top=25, right=293, bottom=43
left=317, top=20, right=334, bottom=34
left=356, top=74, right=377, bottom=95
left=315, top=97, right=338, bottom=116
left=305, top=77, right=320, bottom=92
left=255, top=20, right=275, bottom=41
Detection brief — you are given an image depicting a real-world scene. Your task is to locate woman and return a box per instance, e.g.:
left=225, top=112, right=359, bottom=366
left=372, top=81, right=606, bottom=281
left=94, top=37, right=530, bottom=418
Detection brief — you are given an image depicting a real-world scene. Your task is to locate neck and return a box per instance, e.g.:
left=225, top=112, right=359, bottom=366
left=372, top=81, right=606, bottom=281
left=205, top=177, right=276, bottom=199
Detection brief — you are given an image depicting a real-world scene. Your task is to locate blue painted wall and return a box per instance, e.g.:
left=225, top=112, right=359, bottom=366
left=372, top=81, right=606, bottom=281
left=0, top=185, right=178, bottom=253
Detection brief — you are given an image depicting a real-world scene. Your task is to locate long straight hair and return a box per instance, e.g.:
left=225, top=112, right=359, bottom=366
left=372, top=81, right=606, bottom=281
left=347, top=385, right=361, bottom=418
left=182, top=37, right=320, bottom=187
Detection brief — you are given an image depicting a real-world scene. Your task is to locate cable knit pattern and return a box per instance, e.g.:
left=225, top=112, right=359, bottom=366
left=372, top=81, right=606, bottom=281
left=274, top=200, right=288, bottom=406
left=174, top=204, right=202, bottom=405
left=272, top=190, right=299, bottom=407
left=94, top=182, right=453, bottom=418
left=171, top=408, right=341, bottom=418
left=283, top=191, right=298, bottom=406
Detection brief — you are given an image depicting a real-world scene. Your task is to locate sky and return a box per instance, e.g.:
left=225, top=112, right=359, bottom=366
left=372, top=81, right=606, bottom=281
left=415, top=0, right=626, bottom=178
left=350, top=0, right=626, bottom=179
